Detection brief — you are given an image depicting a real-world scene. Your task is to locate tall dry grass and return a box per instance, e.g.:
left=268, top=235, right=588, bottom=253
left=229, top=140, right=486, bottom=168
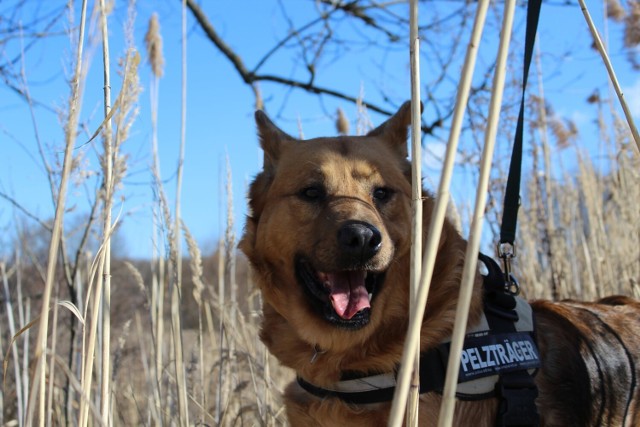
left=2, top=3, right=289, bottom=426
left=1, top=3, right=638, bottom=427
left=516, top=94, right=640, bottom=301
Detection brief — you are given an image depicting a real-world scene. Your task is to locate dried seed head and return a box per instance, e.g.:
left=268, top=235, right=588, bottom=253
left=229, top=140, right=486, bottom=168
left=624, top=1, right=640, bottom=47
left=549, top=117, right=578, bottom=150
left=587, top=91, right=601, bottom=104
left=336, top=108, right=349, bottom=135
left=144, top=13, right=164, bottom=77
left=607, top=0, right=626, bottom=21
left=254, top=84, right=264, bottom=111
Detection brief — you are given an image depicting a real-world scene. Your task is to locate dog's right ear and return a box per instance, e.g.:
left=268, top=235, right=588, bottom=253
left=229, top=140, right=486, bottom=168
left=366, top=101, right=422, bottom=159
left=255, top=110, right=295, bottom=175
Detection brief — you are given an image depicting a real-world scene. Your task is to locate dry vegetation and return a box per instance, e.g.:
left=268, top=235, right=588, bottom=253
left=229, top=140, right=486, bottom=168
left=1, top=1, right=639, bottom=426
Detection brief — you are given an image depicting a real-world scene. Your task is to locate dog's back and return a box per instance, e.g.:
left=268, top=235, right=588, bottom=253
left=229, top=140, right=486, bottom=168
left=533, top=297, right=640, bottom=426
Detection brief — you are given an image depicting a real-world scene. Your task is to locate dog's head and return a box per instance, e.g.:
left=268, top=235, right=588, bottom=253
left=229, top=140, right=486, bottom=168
left=240, top=102, right=418, bottom=348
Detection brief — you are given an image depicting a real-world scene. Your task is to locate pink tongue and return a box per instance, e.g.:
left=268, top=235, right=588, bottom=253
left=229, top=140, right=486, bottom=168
left=324, top=271, right=370, bottom=320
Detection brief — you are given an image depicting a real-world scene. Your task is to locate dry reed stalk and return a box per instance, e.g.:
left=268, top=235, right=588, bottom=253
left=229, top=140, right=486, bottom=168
left=438, top=2, right=515, bottom=424
left=579, top=0, right=640, bottom=154
left=519, top=181, right=545, bottom=298
left=151, top=132, right=166, bottom=420
left=262, top=341, right=272, bottom=424
left=1, top=261, right=23, bottom=426
left=165, top=217, right=188, bottom=426
left=45, top=300, right=59, bottom=427
left=145, top=16, right=166, bottom=404
left=213, top=159, right=242, bottom=423
left=215, top=237, right=226, bottom=424
left=19, top=275, right=30, bottom=427
left=170, top=2, right=190, bottom=424
left=27, top=1, right=89, bottom=425
left=97, top=0, right=113, bottom=422
left=197, top=298, right=206, bottom=424
left=64, top=256, right=85, bottom=424
left=576, top=155, right=607, bottom=287
left=1, top=317, right=4, bottom=426
left=154, top=183, right=186, bottom=425
left=169, top=238, right=188, bottom=427
left=181, top=220, right=208, bottom=423
left=79, top=243, right=106, bottom=427
left=48, top=351, right=104, bottom=426
left=355, top=85, right=373, bottom=135
left=224, top=155, right=238, bottom=363
left=81, top=12, right=141, bottom=425
left=388, top=1, right=490, bottom=424
left=133, top=311, right=162, bottom=424
left=407, top=0, right=422, bottom=424
left=533, top=44, right=563, bottom=300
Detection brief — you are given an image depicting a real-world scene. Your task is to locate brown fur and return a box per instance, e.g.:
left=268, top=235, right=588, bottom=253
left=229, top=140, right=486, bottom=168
left=239, top=102, right=640, bottom=426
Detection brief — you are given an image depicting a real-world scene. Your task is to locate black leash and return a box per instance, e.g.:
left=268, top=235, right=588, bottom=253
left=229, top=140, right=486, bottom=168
left=499, top=0, right=543, bottom=294
left=496, top=2, right=543, bottom=425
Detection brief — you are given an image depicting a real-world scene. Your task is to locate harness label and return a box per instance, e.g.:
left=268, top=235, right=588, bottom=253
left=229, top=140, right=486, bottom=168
left=457, top=332, right=540, bottom=382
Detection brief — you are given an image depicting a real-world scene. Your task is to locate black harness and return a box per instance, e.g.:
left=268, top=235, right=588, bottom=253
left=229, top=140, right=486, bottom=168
left=297, top=253, right=540, bottom=426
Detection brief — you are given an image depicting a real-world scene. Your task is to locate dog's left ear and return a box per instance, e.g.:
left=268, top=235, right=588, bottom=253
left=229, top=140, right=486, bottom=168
left=367, top=101, right=422, bottom=158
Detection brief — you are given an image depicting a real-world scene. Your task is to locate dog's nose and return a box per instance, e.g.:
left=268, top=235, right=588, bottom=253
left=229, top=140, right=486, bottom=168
left=337, top=222, right=382, bottom=261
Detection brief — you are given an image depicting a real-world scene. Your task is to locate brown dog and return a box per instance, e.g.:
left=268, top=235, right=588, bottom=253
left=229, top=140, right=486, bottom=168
left=240, top=102, right=640, bottom=426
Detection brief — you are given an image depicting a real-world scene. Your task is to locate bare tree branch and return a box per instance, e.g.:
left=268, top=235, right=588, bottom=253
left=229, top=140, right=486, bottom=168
left=0, top=190, right=52, bottom=232
left=184, top=0, right=444, bottom=134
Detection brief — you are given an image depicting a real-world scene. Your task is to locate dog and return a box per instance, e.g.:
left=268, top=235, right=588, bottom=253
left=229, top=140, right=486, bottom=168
left=239, top=102, right=640, bottom=426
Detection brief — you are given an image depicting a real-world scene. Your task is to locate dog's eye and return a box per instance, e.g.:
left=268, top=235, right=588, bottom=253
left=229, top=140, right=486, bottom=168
left=373, top=187, right=393, bottom=202
left=299, top=186, right=324, bottom=201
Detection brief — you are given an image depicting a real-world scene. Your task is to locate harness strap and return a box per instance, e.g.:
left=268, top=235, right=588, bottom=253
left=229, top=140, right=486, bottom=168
left=480, top=253, right=540, bottom=427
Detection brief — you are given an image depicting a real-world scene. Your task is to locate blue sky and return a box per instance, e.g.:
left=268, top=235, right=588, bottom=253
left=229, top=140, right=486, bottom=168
left=1, top=1, right=638, bottom=259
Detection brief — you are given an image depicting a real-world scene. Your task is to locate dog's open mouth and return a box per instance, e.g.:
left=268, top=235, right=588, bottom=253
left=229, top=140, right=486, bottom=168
left=295, top=256, right=385, bottom=329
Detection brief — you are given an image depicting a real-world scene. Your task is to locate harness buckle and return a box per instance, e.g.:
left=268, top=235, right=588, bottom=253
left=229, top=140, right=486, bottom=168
left=497, top=242, right=520, bottom=296
left=495, top=379, right=540, bottom=427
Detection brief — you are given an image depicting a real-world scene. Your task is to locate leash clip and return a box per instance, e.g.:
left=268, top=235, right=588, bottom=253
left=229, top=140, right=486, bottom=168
left=498, top=242, right=520, bottom=296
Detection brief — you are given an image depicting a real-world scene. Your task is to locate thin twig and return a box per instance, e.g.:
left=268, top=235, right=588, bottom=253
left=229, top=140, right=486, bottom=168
left=0, top=190, right=52, bottom=232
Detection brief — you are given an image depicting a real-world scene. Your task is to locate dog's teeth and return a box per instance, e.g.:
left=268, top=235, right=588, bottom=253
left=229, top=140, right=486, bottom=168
left=368, top=293, right=373, bottom=301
